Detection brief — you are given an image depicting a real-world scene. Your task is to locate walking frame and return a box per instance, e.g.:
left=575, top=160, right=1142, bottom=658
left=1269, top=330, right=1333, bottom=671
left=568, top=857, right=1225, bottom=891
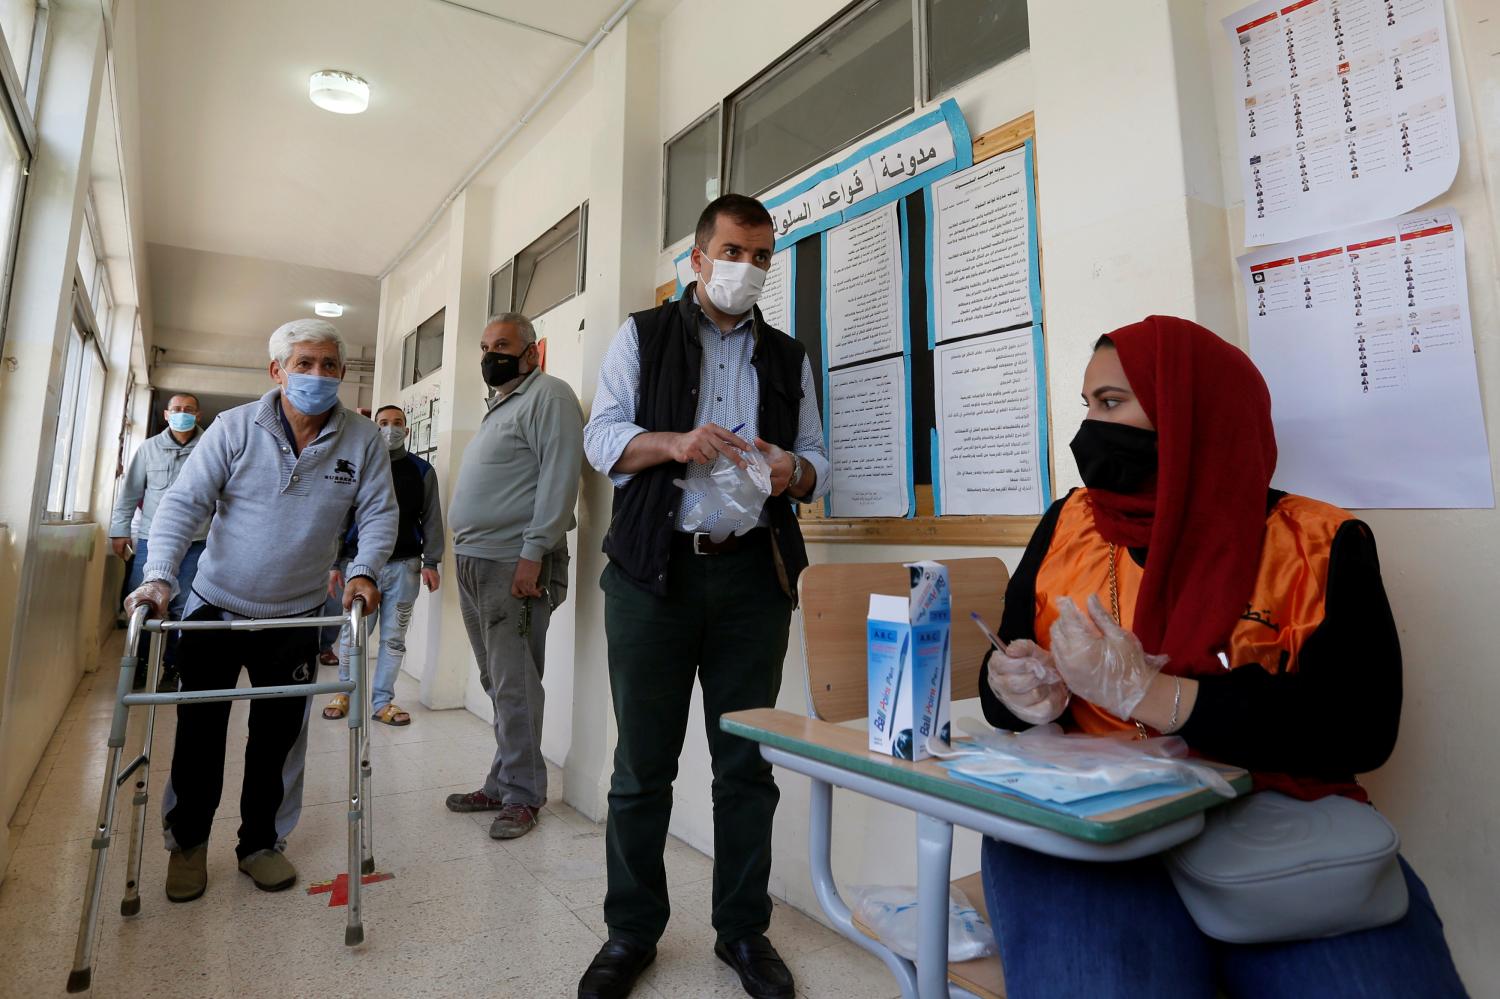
left=66, top=598, right=374, bottom=993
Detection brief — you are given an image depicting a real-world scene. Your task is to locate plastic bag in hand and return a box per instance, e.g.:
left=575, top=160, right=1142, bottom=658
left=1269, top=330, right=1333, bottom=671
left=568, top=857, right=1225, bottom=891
left=847, top=884, right=996, bottom=962
left=673, top=447, right=773, bottom=542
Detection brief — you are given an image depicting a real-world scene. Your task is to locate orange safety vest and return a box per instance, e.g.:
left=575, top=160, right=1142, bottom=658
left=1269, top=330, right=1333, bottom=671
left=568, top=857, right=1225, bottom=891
left=1032, top=489, right=1353, bottom=739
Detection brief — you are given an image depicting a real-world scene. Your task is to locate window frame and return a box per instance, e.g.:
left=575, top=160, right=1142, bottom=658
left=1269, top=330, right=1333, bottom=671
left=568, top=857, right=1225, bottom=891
left=723, top=0, right=915, bottom=199
left=0, top=14, right=37, bottom=360
left=490, top=201, right=589, bottom=322
left=661, top=0, right=1026, bottom=235
left=660, top=103, right=724, bottom=250
left=44, top=281, right=107, bottom=521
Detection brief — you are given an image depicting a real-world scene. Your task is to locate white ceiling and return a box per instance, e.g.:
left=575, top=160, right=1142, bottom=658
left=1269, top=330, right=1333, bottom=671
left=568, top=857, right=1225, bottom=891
left=134, top=0, right=623, bottom=276
left=148, top=242, right=381, bottom=352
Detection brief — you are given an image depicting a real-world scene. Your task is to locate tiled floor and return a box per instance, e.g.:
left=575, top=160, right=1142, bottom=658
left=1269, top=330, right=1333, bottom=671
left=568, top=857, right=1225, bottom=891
left=2, top=632, right=900, bottom=998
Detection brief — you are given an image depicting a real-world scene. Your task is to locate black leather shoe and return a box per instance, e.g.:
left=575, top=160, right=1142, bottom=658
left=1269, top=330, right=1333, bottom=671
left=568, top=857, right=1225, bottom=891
left=578, top=938, right=656, bottom=999
left=714, top=934, right=795, bottom=999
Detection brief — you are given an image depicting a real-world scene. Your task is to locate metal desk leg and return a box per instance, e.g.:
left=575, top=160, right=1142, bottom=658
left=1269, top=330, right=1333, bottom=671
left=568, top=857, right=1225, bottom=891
left=915, top=812, right=954, bottom=999
left=807, top=777, right=920, bottom=998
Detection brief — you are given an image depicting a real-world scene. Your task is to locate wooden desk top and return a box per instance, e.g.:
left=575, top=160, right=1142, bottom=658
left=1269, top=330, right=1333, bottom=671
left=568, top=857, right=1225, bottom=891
left=721, top=708, right=1250, bottom=845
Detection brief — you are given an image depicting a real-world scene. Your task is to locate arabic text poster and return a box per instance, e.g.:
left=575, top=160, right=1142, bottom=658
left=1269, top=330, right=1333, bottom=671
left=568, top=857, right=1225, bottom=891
left=825, top=203, right=904, bottom=368
left=929, top=145, right=1037, bottom=344
left=757, top=248, right=794, bottom=336
left=827, top=356, right=911, bottom=518
left=1225, top=0, right=1458, bottom=246
left=1240, top=208, right=1492, bottom=508
left=934, top=327, right=1047, bottom=516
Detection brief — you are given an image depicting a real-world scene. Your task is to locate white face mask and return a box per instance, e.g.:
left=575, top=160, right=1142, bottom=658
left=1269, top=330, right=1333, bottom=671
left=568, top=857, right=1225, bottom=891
left=379, top=425, right=406, bottom=451
left=697, top=250, right=767, bottom=316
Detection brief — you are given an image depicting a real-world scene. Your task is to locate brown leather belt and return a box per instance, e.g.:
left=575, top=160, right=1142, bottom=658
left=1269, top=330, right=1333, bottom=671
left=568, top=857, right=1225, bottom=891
left=670, top=527, right=769, bottom=556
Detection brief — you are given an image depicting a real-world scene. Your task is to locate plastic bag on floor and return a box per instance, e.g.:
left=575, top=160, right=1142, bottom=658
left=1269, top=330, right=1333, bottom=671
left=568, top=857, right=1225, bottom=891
left=672, top=446, right=773, bottom=542
left=847, top=883, right=995, bottom=962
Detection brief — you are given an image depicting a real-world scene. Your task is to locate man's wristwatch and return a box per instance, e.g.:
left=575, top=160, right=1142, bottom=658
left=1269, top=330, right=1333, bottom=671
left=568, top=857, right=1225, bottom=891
left=789, top=453, right=804, bottom=492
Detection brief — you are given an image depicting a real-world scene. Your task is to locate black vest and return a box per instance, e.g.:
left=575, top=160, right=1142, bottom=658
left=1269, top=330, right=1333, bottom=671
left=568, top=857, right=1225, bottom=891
left=602, top=289, right=810, bottom=603
left=389, top=453, right=428, bottom=560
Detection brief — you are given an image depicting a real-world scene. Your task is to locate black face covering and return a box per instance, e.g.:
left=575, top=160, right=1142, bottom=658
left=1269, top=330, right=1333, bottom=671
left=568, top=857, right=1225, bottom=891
left=1070, top=419, right=1159, bottom=494
left=480, top=349, right=525, bottom=387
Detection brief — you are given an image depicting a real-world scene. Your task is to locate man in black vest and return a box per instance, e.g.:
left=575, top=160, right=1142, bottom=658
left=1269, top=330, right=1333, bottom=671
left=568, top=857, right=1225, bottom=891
left=579, top=195, right=829, bottom=999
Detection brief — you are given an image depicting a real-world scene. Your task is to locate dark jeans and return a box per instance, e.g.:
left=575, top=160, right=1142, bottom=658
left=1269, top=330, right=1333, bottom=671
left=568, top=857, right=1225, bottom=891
left=601, top=540, right=793, bottom=946
left=164, top=601, right=321, bottom=859
left=980, top=837, right=1469, bottom=998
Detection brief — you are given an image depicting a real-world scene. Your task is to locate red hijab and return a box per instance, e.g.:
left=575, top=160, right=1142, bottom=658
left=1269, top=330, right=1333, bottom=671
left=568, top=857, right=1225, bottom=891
left=1088, top=316, right=1278, bottom=677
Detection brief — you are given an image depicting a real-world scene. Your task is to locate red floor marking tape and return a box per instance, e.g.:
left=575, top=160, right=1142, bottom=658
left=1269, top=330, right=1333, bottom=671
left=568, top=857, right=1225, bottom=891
left=306, top=871, right=394, bottom=907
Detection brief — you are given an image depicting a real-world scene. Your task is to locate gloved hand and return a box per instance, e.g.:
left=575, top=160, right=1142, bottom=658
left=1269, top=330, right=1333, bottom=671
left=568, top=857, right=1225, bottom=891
left=124, top=581, right=171, bottom=619
left=1048, top=594, right=1168, bottom=720
left=985, top=639, right=1070, bottom=725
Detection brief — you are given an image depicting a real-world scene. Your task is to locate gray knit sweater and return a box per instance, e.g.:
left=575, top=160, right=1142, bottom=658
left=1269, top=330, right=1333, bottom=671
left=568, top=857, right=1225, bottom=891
left=144, top=388, right=398, bottom=618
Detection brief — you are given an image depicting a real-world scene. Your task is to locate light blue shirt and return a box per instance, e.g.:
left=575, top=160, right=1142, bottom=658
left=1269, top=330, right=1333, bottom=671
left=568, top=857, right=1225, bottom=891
left=583, top=289, right=831, bottom=532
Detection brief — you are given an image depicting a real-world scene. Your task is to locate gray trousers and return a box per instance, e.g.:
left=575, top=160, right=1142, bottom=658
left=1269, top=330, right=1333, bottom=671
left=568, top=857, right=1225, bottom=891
left=456, top=551, right=569, bottom=808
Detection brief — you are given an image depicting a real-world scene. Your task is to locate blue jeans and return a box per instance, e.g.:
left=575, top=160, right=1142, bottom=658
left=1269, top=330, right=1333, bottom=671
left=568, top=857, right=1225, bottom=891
left=980, top=838, right=1468, bottom=998
left=337, top=558, right=421, bottom=712
left=126, top=537, right=205, bottom=667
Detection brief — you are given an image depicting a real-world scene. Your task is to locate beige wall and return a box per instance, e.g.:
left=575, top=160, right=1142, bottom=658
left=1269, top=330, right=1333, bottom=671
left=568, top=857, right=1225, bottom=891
left=372, top=0, right=1500, bottom=986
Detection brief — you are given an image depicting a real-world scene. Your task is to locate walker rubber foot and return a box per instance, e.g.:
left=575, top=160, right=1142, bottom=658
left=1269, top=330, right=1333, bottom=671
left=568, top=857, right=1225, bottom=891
left=361, top=857, right=375, bottom=875
left=120, top=896, right=140, bottom=917
left=67, top=968, right=91, bottom=993
left=345, top=924, right=364, bottom=946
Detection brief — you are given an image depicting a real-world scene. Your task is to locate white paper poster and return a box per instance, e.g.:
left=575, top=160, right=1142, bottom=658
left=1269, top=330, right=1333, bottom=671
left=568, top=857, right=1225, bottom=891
left=825, top=203, right=904, bottom=368
left=827, top=357, right=910, bottom=518
left=1240, top=208, right=1492, bottom=508
left=674, top=250, right=695, bottom=294
left=930, top=146, right=1035, bottom=343
left=1224, top=0, right=1458, bottom=246
left=757, top=249, right=794, bottom=335
left=934, top=328, right=1045, bottom=515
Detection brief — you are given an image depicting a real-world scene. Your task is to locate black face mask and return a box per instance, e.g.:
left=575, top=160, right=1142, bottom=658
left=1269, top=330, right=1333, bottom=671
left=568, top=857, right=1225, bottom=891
left=1070, top=419, right=1159, bottom=494
left=480, top=349, right=525, bottom=388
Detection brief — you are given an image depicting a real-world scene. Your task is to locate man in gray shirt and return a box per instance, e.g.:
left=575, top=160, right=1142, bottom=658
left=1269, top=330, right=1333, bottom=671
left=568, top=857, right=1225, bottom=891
left=109, top=392, right=210, bottom=689
left=444, top=312, right=583, bottom=840
left=125, top=319, right=397, bottom=902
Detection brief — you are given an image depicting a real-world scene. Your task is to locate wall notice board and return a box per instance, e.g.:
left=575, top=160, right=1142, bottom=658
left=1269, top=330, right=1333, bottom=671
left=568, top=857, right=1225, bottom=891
left=655, top=113, right=1048, bottom=546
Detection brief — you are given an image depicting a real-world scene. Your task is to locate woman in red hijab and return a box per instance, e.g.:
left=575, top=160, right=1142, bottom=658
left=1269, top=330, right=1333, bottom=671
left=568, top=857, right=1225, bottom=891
left=976, top=317, right=1466, bottom=998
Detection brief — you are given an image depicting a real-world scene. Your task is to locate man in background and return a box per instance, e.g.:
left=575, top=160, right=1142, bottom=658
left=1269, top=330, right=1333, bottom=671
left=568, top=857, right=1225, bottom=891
left=109, top=392, right=209, bottom=690
left=323, top=404, right=443, bottom=726
left=444, top=312, right=582, bottom=841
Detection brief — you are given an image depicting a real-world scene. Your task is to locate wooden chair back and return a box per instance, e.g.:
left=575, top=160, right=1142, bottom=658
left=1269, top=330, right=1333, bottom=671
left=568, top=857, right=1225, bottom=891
left=796, top=558, right=1010, bottom=722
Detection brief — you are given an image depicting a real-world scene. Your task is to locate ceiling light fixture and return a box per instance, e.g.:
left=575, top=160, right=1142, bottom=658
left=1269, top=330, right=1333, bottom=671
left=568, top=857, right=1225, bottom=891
left=308, top=70, right=369, bottom=115
left=315, top=302, right=344, bottom=318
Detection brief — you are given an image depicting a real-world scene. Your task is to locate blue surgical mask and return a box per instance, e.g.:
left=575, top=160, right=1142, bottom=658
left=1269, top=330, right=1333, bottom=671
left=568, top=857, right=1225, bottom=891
left=166, top=412, right=197, bottom=433
left=283, top=373, right=342, bottom=415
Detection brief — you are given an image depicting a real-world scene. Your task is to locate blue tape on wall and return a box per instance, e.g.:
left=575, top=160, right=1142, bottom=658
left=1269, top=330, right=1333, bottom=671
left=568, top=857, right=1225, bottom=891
left=1024, top=139, right=1043, bottom=327
left=899, top=199, right=917, bottom=519
left=1030, top=320, right=1053, bottom=506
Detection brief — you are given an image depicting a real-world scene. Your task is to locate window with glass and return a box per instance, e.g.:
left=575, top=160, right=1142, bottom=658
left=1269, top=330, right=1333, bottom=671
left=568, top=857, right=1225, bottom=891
left=45, top=288, right=109, bottom=520
left=0, top=14, right=34, bottom=360
left=0, top=0, right=34, bottom=90
left=925, top=0, right=1029, bottom=98
left=663, top=108, right=721, bottom=247
left=509, top=204, right=587, bottom=320
left=664, top=0, right=1031, bottom=229
left=400, top=308, right=445, bottom=389
left=728, top=0, right=913, bottom=197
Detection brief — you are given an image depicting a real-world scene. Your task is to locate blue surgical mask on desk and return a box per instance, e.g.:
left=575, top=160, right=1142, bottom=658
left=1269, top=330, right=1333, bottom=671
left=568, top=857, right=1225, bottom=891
left=283, top=373, right=342, bottom=415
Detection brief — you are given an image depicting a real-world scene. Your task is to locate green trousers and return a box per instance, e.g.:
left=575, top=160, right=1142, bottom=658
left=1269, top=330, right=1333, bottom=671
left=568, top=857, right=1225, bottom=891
left=601, top=541, right=793, bottom=946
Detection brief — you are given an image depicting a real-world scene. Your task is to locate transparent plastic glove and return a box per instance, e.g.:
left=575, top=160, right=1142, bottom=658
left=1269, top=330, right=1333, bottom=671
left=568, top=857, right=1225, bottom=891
left=986, top=640, right=1070, bottom=726
left=124, top=580, right=170, bottom=618
left=672, top=446, right=773, bottom=542
left=1048, top=594, right=1168, bottom=721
